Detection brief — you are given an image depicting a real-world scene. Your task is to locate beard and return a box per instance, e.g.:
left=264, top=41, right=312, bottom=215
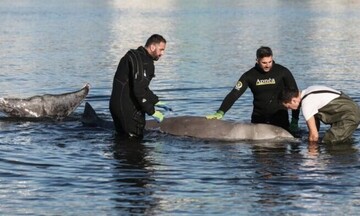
left=150, top=50, right=161, bottom=61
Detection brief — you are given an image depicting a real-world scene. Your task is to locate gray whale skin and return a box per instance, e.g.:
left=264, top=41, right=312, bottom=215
left=0, top=83, right=90, bottom=119
left=81, top=102, right=294, bottom=141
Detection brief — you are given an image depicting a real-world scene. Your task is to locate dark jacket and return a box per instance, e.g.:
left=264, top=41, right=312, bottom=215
left=109, top=46, right=159, bottom=135
left=219, top=62, right=299, bottom=118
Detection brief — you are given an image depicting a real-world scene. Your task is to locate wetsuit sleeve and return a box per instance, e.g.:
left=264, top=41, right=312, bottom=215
left=291, top=105, right=300, bottom=120
left=144, top=87, right=159, bottom=104
left=218, top=75, right=248, bottom=114
left=132, top=79, right=159, bottom=116
left=283, top=69, right=300, bottom=120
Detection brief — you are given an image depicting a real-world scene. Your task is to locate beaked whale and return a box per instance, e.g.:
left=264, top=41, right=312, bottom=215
left=145, top=117, right=294, bottom=141
left=81, top=102, right=295, bottom=141
left=0, top=83, right=90, bottom=119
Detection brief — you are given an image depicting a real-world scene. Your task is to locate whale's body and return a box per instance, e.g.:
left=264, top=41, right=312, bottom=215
left=81, top=102, right=294, bottom=141
left=0, top=84, right=90, bottom=119
left=145, top=116, right=294, bottom=141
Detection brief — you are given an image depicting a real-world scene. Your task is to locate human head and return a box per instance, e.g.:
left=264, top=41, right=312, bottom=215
left=256, top=46, right=273, bottom=72
left=145, top=34, right=166, bottom=61
left=278, top=88, right=301, bottom=110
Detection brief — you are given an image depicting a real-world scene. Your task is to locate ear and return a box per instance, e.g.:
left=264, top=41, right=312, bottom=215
left=293, top=97, right=301, bottom=106
left=150, top=44, right=156, bottom=52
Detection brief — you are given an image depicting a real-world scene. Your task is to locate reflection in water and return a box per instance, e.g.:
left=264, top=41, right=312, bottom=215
left=0, top=0, right=360, bottom=215
left=249, top=141, right=359, bottom=214
left=308, top=141, right=320, bottom=156
left=250, top=142, right=302, bottom=210
left=110, top=135, right=158, bottom=215
left=322, top=141, right=358, bottom=162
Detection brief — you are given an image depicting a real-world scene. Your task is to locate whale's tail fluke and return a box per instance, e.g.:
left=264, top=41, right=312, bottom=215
left=0, top=83, right=90, bottom=119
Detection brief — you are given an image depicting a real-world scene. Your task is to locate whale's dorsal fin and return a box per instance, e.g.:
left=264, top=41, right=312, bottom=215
left=80, top=102, right=99, bottom=126
left=81, top=102, right=114, bottom=130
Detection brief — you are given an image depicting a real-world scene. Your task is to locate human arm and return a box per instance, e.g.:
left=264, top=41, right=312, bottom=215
left=206, top=78, right=248, bottom=119
left=206, top=89, right=240, bottom=119
left=218, top=88, right=244, bottom=114
left=220, top=75, right=249, bottom=111
left=127, top=51, right=160, bottom=116
left=133, top=81, right=159, bottom=115
left=290, top=109, right=300, bottom=132
left=283, top=66, right=300, bottom=131
left=306, top=116, right=319, bottom=142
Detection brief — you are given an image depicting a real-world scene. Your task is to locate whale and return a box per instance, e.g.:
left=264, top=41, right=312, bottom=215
left=145, top=117, right=294, bottom=141
left=81, top=102, right=295, bottom=141
left=0, top=83, right=90, bottom=120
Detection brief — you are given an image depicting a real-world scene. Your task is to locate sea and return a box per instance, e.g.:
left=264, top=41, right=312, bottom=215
left=1, top=0, right=360, bottom=215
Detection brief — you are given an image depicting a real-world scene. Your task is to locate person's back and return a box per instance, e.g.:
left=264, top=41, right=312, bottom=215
left=279, top=85, right=360, bottom=143
left=109, top=34, right=167, bottom=138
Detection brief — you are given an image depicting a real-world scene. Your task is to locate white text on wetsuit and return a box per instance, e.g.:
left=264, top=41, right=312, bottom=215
left=256, top=78, right=276, bottom=86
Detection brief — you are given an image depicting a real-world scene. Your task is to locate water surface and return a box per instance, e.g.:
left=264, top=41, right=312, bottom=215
left=1, top=0, right=360, bottom=215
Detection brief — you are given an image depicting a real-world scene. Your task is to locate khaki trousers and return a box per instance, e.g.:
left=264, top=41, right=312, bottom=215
left=315, top=93, right=360, bottom=143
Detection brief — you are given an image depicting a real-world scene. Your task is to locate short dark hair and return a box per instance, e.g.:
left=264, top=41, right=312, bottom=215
left=278, top=88, right=299, bottom=104
left=256, top=46, right=273, bottom=59
left=145, top=34, right=166, bottom=47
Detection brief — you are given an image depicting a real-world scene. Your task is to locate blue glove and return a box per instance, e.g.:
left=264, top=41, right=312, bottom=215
left=206, top=110, right=224, bottom=120
left=290, top=117, right=299, bottom=133
left=155, top=101, right=173, bottom=112
left=152, top=110, right=164, bottom=123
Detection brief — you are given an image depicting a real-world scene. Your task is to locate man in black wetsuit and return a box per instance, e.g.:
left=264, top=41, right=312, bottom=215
left=206, top=46, right=300, bottom=132
left=110, top=34, right=170, bottom=138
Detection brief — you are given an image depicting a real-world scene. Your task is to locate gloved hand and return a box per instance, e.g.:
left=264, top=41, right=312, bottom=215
left=155, top=101, right=173, bottom=111
left=152, top=110, right=164, bottom=123
left=290, top=117, right=299, bottom=133
left=206, top=110, right=224, bottom=120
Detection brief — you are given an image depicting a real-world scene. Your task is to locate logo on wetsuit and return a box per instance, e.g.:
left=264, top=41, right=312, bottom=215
left=256, top=78, right=276, bottom=86
left=234, top=81, right=242, bottom=90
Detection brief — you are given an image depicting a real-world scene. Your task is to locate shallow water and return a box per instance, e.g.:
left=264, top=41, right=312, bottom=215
left=1, top=0, right=360, bottom=215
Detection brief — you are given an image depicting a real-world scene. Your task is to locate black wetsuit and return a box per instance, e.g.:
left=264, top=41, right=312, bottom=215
left=218, top=62, right=299, bottom=130
left=109, top=46, right=159, bottom=137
